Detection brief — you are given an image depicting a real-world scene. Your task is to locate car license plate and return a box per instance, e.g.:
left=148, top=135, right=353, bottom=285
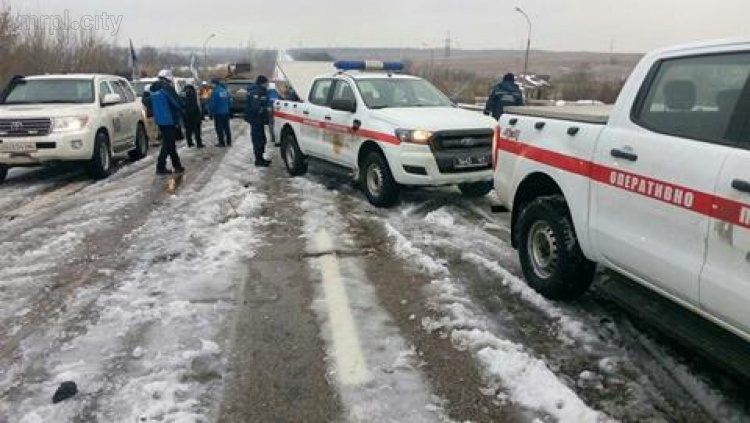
left=454, top=154, right=490, bottom=169
left=0, top=141, right=37, bottom=153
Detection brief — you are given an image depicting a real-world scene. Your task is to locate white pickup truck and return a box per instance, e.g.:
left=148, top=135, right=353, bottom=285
left=274, top=61, right=498, bottom=207
left=493, top=39, right=750, bottom=344
left=0, top=74, right=149, bottom=183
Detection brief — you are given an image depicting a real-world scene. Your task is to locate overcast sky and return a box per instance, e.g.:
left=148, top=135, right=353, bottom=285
left=9, top=0, right=750, bottom=53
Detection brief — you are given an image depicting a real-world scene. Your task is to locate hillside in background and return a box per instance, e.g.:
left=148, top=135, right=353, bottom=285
left=287, top=48, right=643, bottom=81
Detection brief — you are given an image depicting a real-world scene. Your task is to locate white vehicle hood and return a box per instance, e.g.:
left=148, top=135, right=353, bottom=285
left=370, top=107, right=497, bottom=131
left=0, top=103, right=97, bottom=119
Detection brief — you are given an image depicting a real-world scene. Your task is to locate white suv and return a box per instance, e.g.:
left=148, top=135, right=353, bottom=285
left=0, top=74, right=148, bottom=183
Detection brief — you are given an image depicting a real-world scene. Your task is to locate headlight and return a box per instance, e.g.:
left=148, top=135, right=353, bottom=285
left=395, top=129, right=434, bottom=144
left=53, top=116, right=90, bottom=133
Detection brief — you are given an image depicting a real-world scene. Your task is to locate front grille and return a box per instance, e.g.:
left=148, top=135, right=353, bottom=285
left=0, top=118, right=52, bottom=137
left=430, top=129, right=494, bottom=173
left=430, top=129, right=493, bottom=151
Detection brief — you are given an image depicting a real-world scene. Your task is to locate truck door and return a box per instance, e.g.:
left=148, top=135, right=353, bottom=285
left=701, top=81, right=750, bottom=336
left=303, top=78, right=334, bottom=158
left=100, top=81, right=127, bottom=146
left=591, top=52, right=750, bottom=306
left=114, top=80, right=140, bottom=147
left=324, top=79, right=360, bottom=166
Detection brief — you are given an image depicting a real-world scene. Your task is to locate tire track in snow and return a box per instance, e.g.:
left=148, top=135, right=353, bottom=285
left=0, top=124, right=255, bottom=420
left=294, top=178, right=450, bottom=423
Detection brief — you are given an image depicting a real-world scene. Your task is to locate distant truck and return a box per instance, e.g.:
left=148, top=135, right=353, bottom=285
left=274, top=61, right=497, bottom=207
left=493, top=39, right=750, bottom=344
left=0, top=74, right=148, bottom=183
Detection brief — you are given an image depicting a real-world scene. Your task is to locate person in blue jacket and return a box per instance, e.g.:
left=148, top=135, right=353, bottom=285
left=244, top=75, right=272, bottom=167
left=208, top=78, right=233, bottom=147
left=150, top=79, right=185, bottom=175
left=484, top=73, right=525, bottom=120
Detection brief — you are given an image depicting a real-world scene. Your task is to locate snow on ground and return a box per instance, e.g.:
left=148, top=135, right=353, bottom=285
left=293, top=178, right=450, bottom=423
left=383, top=221, right=608, bottom=423
left=3, top=132, right=269, bottom=422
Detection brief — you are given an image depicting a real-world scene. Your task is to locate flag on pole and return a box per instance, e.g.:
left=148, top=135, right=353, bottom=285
left=189, top=53, right=200, bottom=83
left=128, top=39, right=139, bottom=81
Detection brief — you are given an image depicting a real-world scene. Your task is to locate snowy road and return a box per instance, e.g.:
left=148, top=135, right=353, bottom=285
left=0, top=121, right=748, bottom=422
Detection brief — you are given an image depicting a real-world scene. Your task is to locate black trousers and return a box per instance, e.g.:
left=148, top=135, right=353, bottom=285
left=251, top=123, right=266, bottom=163
left=214, top=114, right=232, bottom=146
left=185, top=120, right=203, bottom=147
left=157, top=125, right=183, bottom=171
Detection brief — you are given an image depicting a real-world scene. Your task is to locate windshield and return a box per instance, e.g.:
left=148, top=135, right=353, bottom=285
left=3, top=79, right=95, bottom=104
left=131, top=82, right=152, bottom=96
left=355, top=78, right=453, bottom=109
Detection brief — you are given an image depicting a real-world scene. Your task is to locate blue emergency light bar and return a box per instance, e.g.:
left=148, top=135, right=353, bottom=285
left=334, top=61, right=405, bottom=72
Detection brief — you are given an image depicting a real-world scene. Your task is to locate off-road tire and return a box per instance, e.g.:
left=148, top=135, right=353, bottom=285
left=128, top=123, right=148, bottom=161
left=458, top=181, right=494, bottom=198
left=87, top=131, right=113, bottom=179
left=281, top=130, right=307, bottom=176
left=517, top=195, right=596, bottom=300
left=361, top=151, right=400, bottom=208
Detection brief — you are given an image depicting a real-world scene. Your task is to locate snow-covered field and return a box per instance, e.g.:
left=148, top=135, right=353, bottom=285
left=0, top=124, right=748, bottom=422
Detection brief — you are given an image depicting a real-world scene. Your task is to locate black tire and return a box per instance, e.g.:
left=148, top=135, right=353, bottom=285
left=0, top=165, right=7, bottom=184
left=516, top=195, right=596, bottom=300
left=281, top=130, right=307, bottom=176
left=87, top=131, right=113, bottom=179
left=128, top=123, right=148, bottom=161
left=459, top=181, right=494, bottom=198
left=361, top=151, right=400, bottom=208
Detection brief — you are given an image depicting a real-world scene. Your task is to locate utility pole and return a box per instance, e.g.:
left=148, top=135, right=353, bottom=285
left=515, top=7, right=532, bottom=77
left=444, top=31, right=452, bottom=58
left=203, top=33, right=216, bottom=78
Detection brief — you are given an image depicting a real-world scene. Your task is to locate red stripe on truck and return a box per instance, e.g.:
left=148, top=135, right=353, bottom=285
left=274, top=110, right=401, bottom=145
left=495, top=137, right=750, bottom=230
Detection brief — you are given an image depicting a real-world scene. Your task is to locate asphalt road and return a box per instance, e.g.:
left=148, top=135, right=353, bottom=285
left=0, top=121, right=748, bottom=423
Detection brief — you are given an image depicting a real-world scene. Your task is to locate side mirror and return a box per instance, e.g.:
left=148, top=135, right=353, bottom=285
left=101, top=93, right=121, bottom=106
left=330, top=98, right=357, bottom=113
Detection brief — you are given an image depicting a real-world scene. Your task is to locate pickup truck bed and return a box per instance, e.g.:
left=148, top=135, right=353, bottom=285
left=505, top=105, right=613, bottom=124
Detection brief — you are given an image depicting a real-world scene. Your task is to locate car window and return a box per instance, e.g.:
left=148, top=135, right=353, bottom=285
left=309, top=79, right=333, bottom=106
left=118, top=81, right=136, bottom=102
left=99, top=81, right=112, bottom=102
left=108, top=81, right=128, bottom=103
left=634, top=52, right=750, bottom=145
left=331, top=81, right=356, bottom=103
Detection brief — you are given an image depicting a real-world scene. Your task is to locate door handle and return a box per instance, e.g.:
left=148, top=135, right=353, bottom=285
left=302, top=110, right=310, bottom=116
left=324, top=116, right=332, bottom=121
left=610, top=148, right=638, bottom=162
left=732, top=179, right=750, bottom=194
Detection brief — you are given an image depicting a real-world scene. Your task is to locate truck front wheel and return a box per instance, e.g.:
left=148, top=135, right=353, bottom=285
left=458, top=181, right=493, bottom=198
left=87, top=131, right=113, bottom=179
left=128, top=123, right=148, bottom=161
left=517, top=195, right=595, bottom=300
left=361, top=152, right=400, bottom=208
left=281, top=131, right=307, bottom=176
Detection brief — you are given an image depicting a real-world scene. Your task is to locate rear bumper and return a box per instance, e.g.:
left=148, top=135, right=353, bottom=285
left=0, top=130, right=95, bottom=166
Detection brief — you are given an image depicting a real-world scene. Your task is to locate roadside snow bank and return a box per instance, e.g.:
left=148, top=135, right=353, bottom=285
left=385, top=222, right=608, bottom=423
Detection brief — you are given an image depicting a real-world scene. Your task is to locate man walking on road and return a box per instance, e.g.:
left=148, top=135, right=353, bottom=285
left=484, top=73, right=524, bottom=120
left=150, top=78, right=185, bottom=175
left=244, top=75, right=272, bottom=167
left=209, top=78, right=233, bottom=147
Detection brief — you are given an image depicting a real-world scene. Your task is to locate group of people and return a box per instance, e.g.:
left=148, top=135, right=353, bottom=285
left=142, top=71, right=277, bottom=175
